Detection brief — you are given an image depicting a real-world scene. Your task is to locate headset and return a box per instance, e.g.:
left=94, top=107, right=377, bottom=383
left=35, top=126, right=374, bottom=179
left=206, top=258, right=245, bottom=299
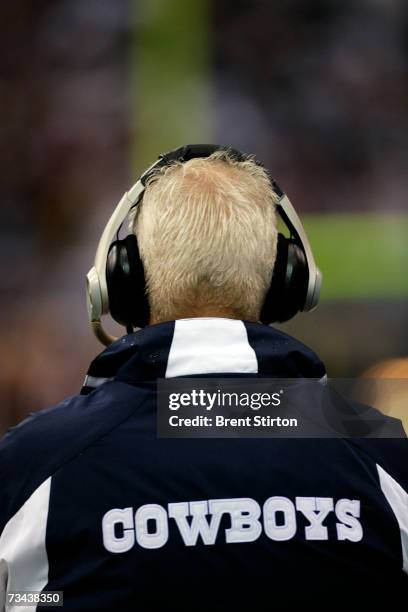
left=86, top=144, right=322, bottom=346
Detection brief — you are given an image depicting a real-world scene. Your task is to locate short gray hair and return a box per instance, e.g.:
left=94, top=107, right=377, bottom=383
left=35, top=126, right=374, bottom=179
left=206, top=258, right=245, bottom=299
left=131, top=151, right=278, bottom=322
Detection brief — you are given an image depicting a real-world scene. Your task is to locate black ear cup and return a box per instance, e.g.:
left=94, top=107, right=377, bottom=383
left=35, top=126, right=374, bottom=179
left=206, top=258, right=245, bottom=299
left=106, top=232, right=310, bottom=329
left=260, top=233, right=309, bottom=324
left=106, top=235, right=149, bottom=328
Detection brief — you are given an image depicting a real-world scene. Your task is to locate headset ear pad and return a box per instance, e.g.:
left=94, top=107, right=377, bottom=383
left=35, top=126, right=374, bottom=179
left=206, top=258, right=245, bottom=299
left=106, top=234, right=150, bottom=328
left=260, top=233, right=309, bottom=324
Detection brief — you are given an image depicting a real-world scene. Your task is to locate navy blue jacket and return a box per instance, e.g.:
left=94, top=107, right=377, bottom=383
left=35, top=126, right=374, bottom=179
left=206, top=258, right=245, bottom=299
left=0, top=318, right=407, bottom=611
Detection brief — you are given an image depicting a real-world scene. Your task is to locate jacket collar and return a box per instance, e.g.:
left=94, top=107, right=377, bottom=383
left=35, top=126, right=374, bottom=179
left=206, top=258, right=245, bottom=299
left=82, top=318, right=326, bottom=394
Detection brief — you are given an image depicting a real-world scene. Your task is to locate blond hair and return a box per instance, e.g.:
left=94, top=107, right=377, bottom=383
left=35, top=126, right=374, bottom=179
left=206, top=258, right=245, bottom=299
left=131, top=151, right=278, bottom=323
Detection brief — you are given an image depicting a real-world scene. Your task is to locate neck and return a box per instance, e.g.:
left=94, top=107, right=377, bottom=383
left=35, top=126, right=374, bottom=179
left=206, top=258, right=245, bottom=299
left=149, top=307, right=244, bottom=326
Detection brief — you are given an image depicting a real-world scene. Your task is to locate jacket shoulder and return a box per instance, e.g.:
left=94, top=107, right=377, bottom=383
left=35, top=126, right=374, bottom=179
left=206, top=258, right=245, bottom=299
left=0, top=381, right=149, bottom=529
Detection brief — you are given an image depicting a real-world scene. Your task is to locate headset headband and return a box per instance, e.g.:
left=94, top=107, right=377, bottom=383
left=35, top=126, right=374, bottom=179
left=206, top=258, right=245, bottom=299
left=86, top=144, right=321, bottom=345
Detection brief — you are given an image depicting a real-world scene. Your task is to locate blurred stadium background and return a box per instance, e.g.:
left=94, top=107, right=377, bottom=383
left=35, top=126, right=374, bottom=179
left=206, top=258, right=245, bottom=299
left=1, top=0, right=407, bottom=433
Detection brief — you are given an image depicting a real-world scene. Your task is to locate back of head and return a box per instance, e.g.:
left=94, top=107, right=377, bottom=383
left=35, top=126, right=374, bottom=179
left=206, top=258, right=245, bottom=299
left=132, top=151, right=278, bottom=324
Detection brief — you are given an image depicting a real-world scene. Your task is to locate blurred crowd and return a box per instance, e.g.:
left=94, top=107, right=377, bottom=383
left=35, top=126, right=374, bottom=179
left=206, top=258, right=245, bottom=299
left=1, top=0, right=407, bottom=433
left=214, top=0, right=408, bottom=211
left=0, top=0, right=130, bottom=432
